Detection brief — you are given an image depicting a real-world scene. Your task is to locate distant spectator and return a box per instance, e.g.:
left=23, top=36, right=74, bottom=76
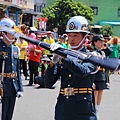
left=102, top=34, right=114, bottom=57
left=35, top=55, right=53, bottom=88
left=15, top=38, right=29, bottom=80
left=26, top=33, right=44, bottom=86
left=27, top=33, right=37, bottom=56
left=20, top=24, right=29, bottom=36
left=56, top=35, right=67, bottom=48
left=63, top=33, right=70, bottom=49
left=43, top=31, right=55, bottom=58
left=52, top=28, right=59, bottom=42
left=36, top=33, right=45, bottom=77
left=63, top=33, right=68, bottom=40
left=103, top=34, right=111, bottom=41
left=84, top=33, right=94, bottom=50
left=110, top=36, right=120, bottom=74
left=36, top=33, right=43, bottom=41
left=110, top=36, right=120, bottom=58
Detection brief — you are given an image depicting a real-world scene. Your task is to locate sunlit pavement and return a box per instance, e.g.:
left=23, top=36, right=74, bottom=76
left=13, top=73, right=120, bottom=120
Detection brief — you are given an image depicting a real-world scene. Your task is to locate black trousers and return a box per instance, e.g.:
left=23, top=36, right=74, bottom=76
left=55, top=95, right=97, bottom=120
left=20, top=59, right=28, bottom=77
left=35, top=76, right=45, bottom=87
left=2, top=96, right=16, bottom=120
left=28, top=60, right=39, bottom=85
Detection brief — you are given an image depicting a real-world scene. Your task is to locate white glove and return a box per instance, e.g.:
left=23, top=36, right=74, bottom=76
left=50, top=43, right=63, bottom=51
left=16, top=92, right=23, bottom=98
left=50, top=43, right=63, bottom=63
left=106, top=83, right=110, bottom=89
left=52, top=54, right=61, bottom=64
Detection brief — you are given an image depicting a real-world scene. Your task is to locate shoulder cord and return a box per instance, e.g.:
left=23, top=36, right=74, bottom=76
left=1, top=60, right=5, bottom=82
left=1, top=45, right=6, bottom=82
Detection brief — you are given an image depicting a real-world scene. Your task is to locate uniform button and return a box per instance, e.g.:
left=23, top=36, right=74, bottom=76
left=61, top=66, right=63, bottom=68
left=66, top=96, right=69, bottom=99
left=13, top=79, right=15, bottom=82
left=68, top=74, right=71, bottom=77
left=12, top=63, right=14, bottom=66
left=12, top=71, right=14, bottom=73
left=84, top=97, right=87, bottom=100
left=68, top=84, right=70, bottom=87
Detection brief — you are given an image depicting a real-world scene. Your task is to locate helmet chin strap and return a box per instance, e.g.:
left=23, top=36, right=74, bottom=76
left=70, top=34, right=87, bottom=49
left=2, top=32, right=15, bottom=43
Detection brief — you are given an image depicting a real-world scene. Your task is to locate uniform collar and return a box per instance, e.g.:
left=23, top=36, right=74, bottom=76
left=1, top=39, right=12, bottom=48
left=94, top=47, right=101, bottom=52
left=78, top=46, right=87, bottom=52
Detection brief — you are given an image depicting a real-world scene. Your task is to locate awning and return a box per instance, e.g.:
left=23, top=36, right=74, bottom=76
left=90, top=25, right=102, bottom=28
left=23, top=10, right=42, bottom=16
left=9, top=4, right=22, bottom=10
left=98, top=21, right=120, bottom=26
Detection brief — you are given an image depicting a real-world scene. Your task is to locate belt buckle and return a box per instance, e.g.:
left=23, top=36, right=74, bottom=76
left=10, top=73, right=15, bottom=78
left=64, top=87, right=74, bottom=97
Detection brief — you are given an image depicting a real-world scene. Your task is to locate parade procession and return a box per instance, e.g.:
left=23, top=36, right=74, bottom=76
left=0, top=0, right=120, bottom=120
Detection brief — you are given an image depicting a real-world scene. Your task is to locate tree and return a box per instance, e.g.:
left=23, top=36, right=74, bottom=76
left=42, top=0, right=94, bottom=34
left=99, top=25, right=114, bottom=36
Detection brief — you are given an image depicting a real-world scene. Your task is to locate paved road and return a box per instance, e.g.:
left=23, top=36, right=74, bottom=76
left=12, top=73, right=120, bottom=120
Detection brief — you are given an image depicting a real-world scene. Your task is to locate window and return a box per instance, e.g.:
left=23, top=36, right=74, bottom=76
left=118, top=8, right=120, bottom=16
left=34, top=5, right=43, bottom=12
left=34, top=5, right=36, bottom=12
left=24, top=0, right=27, bottom=5
left=91, top=6, right=98, bottom=15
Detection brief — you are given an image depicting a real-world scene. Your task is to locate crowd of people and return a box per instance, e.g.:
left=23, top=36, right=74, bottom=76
left=14, top=26, right=71, bottom=89
left=0, top=14, right=120, bottom=120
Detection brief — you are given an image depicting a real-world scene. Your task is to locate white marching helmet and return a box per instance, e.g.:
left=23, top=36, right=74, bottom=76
left=66, top=16, right=89, bottom=33
left=0, top=18, right=16, bottom=33
left=0, top=18, right=22, bottom=42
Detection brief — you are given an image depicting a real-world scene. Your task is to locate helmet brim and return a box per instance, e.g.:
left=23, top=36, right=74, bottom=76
left=0, top=26, right=22, bottom=34
left=66, top=29, right=90, bottom=33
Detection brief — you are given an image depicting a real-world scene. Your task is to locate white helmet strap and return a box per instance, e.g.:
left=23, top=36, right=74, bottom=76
left=2, top=32, right=15, bottom=43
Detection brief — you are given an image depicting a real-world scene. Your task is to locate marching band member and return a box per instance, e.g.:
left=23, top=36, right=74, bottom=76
left=0, top=18, right=23, bottom=120
left=44, top=16, right=98, bottom=120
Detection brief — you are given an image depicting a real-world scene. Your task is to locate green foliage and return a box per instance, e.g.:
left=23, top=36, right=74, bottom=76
left=99, top=25, right=114, bottom=36
left=42, top=0, right=94, bottom=34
